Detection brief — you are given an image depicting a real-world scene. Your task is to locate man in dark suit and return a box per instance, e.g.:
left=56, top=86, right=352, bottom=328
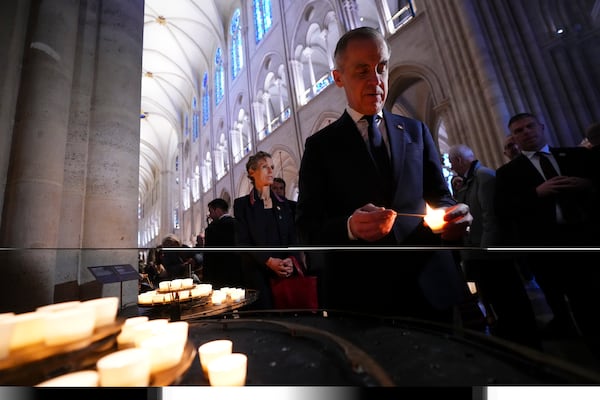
left=296, top=27, right=472, bottom=323
left=495, top=112, right=600, bottom=352
left=449, top=144, right=540, bottom=348
left=203, top=198, right=243, bottom=289
left=272, top=177, right=297, bottom=219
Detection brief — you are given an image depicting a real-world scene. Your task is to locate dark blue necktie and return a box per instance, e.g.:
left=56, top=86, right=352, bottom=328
left=363, top=115, right=391, bottom=182
left=536, top=151, right=558, bottom=179
left=536, top=151, right=579, bottom=223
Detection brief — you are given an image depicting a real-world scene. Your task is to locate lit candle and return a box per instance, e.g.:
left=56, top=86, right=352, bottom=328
left=207, top=353, right=248, bottom=386
left=117, top=316, right=149, bottom=349
left=138, top=335, right=183, bottom=373
left=82, top=296, right=119, bottom=328
left=9, top=311, right=45, bottom=350
left=423, top=204, right=446, bottom=233
left=171, top=279, right=183, bottom=289
left=138, top=291, right=154, bottom=305
left=198, top=339, right=233, bottom=377
left=131, top=319, right=170, bottom=347
left=96, top=348, right=151, bottom=386
left=36, top=370, right=99, bottom=387
left=40, top=304, right=96, bottom=346
left=0, top=313, right=16, bottom=359
left=211, top=290, right=226, bottom=305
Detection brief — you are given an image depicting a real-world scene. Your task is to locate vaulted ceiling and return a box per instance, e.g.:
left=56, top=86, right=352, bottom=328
left=139, top=0, right=238, bottom=200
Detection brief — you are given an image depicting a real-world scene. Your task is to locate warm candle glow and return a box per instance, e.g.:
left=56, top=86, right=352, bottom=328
left=198, top=339, right=233, bottom=377
left=0, top=314, right=15, bottom=359
left=36, top=370, right=99, bottom=387
left=423, top=204, right=446, bottom=233
left=207, top=353, right=247, bottom=386
left=96, top=348, right=151, bottom=386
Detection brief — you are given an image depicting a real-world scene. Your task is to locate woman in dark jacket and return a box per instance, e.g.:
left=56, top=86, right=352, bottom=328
left=233, top=151, right=300, bottom=309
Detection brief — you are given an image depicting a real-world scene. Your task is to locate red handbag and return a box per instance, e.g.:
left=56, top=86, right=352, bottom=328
left=269, top=256, right=318, bottom=310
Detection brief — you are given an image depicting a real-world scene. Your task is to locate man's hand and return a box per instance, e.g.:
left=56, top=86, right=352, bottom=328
left=536, top=176, right=594, bottom=197
left=441, top=203, right=472, bottom=241
left=349, top=203, right=397, bottom=242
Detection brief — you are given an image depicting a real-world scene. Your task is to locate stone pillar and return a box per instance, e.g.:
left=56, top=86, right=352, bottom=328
left=0, top=0, right=80, bottom=312
left=339, top=0, right=360, bottom=31
left=0, top=0, right=31, bottom=230
left=79, top=0, right=144, bottom=307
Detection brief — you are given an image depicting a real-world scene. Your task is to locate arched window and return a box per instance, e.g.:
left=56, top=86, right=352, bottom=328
left=192, top=96, right=199, bottom=142
left=184, top=113, right=189, bottom=137
left=253, top=0, right=272, bottom=43
left=202, top=72, right=209, bottom=126
left=230, top=9, right=243, bottom=80
left=215, top=48, right=225, bottom=105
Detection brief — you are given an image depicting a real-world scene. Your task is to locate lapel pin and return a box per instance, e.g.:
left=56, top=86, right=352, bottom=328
left=397, top=124, right=404, bottom=130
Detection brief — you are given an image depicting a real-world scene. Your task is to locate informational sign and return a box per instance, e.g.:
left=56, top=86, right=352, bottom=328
left=88, top=264, right=138, bottom=284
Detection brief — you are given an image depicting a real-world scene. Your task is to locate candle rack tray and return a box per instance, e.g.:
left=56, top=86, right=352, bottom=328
left=0, top=317, right=196, bottom=386
left=0, top=320, right=123, bottom=385
left=138, top=292, right=211, bottom=307
left=156, top=284, right=197, bottom=294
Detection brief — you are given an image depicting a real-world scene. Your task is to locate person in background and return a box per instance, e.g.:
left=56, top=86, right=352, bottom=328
left=585, top=122, right=600, bottom=154
left=272, top=177, right=297, bottom=219
left=495, top=112, right=600, bottom=355
left=203, top=198, right=243, bottom=289
left=296, top=27, right=472, bottom=323
left=502, top=134, right=521, bottom=161
left=156, top=234, right=195, bottom=282
left=450, top=175, right=464, bottom=195
left=233, top=151, right=302, bottom=309
left=501, top=133, right=535, bottom=283
left=448, top=143, right=540, bottom=348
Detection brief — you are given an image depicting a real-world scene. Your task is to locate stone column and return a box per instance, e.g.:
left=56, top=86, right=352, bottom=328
left=0, top=0, right=31, bottom=230
left=338, top=0, right=360, bottom=31
left=0, top=0, right=80, bottom=312
left=79, top=0, right=144, bottom=307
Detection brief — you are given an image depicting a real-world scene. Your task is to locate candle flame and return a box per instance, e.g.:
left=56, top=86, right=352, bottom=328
left=424, top=204, right=446, bottom=232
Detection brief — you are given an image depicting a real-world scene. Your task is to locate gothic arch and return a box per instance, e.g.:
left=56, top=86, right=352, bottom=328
left=387, top=63, right=447, bottom=142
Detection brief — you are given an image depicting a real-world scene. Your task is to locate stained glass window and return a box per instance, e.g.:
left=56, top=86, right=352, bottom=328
left=192, top=97, right=199, bottom=142
left=253, top=0, right=272, bottom=43
left=230, top=9, right=243, bottom=79
left=215, top=48, right=224, bottom=105
left=202, top=72, right=209, bottom=126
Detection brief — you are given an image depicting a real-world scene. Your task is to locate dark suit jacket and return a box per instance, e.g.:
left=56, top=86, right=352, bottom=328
left=233, top=188, right=300, bottom=309
left=203, top=215, right=243, bottom=288
left=495, top=147, right=598, bottom=246
left=296, top=110, right=466, bottom=316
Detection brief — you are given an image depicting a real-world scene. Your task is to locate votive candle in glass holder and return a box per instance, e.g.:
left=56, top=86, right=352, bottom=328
left=83, top=296, right=119, bottom=328
left=198, top=339, right=233, bottom=377
left=117, top=316, right=150, bottom=349
left=36, top=370, right=99, bottom=387
left=0, top=313, right=16, bottom=359
left=207, top=353, right=248, bottom=386
left=138, top=333, right=186, bottom=373
left=41, top=304, right=96, bottom=346
left=96, top=348, right=151, bottom=386
left=171, top=279, right=183, bottom=289
left=9, top=311, right=45, bottom=350
left=131, top=319, right=170, bottom=347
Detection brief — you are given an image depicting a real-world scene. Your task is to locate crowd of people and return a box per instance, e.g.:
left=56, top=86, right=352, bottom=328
left=137, top=27, right=600, bottom=361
